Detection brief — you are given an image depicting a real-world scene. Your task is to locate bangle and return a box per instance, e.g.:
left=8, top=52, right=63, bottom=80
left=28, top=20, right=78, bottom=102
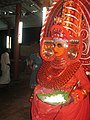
left=71, top=89, right=87, bottom=103
left=82, top=89, right=87, bottom=97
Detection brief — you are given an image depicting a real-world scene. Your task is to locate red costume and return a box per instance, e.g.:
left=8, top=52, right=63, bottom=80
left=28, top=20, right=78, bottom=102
left=31, top=0, right=90, bottom=120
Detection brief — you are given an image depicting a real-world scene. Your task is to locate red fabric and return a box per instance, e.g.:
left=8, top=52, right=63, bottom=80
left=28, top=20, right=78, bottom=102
left=31, top=66, right=90, bottom=120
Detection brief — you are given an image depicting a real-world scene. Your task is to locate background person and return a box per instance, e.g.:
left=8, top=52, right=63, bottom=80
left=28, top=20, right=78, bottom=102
left=29, top=52, right=42, bottom=89
left=0, top=48, right=11, bottom=85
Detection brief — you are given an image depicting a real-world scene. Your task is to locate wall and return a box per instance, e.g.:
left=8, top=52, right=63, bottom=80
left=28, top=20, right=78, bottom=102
left=0, top=27, right=41, bottom=73
left=0, top=27, right=41, bottom=58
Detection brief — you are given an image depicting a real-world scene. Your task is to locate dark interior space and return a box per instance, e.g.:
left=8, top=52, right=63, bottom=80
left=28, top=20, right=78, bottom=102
left=0, top=72, right=33, bottom=120
left=0, top=27, right=41, bottom=120
left=0, top=27, right=41, bottom=57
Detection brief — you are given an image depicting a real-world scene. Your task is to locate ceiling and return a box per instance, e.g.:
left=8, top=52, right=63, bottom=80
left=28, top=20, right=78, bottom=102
left=0, top=0, right=50, bottom=30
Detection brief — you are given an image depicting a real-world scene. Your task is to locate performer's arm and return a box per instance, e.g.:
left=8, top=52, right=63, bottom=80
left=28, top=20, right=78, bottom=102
left=71, top=66, right=90, bottom=103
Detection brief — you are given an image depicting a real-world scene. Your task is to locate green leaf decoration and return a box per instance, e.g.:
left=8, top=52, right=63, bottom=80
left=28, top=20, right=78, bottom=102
left=37, top=90, right=69, bottom=105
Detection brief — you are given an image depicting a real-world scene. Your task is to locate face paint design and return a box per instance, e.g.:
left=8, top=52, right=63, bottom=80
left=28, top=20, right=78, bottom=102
left=53, top=38, right=68, bottom=57
left=40, top=25, right=82, bottom=69
left=53, top=42, right=64, bottom=56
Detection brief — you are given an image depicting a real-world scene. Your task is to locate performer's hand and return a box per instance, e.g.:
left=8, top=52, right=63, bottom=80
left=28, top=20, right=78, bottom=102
left=64, top=96, right=74, bottom=106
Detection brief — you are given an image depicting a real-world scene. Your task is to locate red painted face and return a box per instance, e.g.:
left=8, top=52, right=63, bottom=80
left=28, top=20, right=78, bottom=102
left=40, top=37, right=68, bottom=61
left=53, top=42, right=65, bottom=56
left=40, top=25, right=83, bottom=66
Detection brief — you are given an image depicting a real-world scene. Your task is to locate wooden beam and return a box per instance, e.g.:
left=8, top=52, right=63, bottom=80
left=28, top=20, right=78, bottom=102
left=43, top=0, right=50, bottom=7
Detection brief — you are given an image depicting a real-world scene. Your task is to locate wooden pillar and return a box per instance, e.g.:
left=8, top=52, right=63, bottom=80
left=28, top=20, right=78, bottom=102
left=42, top=0, right=51, bottom=7
left=7, top=26, right=11, bottom=49
left=13, top=3, right=22, bottom=80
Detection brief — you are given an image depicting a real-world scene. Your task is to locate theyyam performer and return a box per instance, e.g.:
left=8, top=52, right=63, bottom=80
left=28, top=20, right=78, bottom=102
left=30, top=0, right=90, bottom=120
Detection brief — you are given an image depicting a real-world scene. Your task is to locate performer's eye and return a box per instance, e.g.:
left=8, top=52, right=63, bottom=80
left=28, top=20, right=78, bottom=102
left=57, top=43, right=63, bottom=48
left=53, top=43, right=63, bottom=48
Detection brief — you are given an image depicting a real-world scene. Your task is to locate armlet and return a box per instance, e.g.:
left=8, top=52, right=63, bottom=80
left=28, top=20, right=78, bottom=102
left=71, top=89, right=88, bottom=103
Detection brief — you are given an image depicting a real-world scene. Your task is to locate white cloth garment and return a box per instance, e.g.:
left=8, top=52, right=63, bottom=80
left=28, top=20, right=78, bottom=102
left=0, top=52, right=10, bottom=84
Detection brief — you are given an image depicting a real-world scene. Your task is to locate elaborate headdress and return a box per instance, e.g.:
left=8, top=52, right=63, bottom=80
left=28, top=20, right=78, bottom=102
left=40, top=0, right=90, bottom=70
left=37, top=0, right=90, bottom=89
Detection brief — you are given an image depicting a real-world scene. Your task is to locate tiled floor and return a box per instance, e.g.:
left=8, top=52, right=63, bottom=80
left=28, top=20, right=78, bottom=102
left=0, top=73, right=33, bottom=120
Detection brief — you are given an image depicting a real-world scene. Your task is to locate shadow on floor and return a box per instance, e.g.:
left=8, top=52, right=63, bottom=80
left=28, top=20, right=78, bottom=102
left=0, top=73, right=33, bottom=120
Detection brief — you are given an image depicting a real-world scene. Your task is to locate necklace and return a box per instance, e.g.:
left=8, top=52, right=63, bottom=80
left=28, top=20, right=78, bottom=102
left=37, top=61, right=81, bottom=90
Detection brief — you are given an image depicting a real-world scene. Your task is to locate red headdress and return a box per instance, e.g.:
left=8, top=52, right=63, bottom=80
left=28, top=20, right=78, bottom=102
left=38, top=0, right=90, bottom=89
